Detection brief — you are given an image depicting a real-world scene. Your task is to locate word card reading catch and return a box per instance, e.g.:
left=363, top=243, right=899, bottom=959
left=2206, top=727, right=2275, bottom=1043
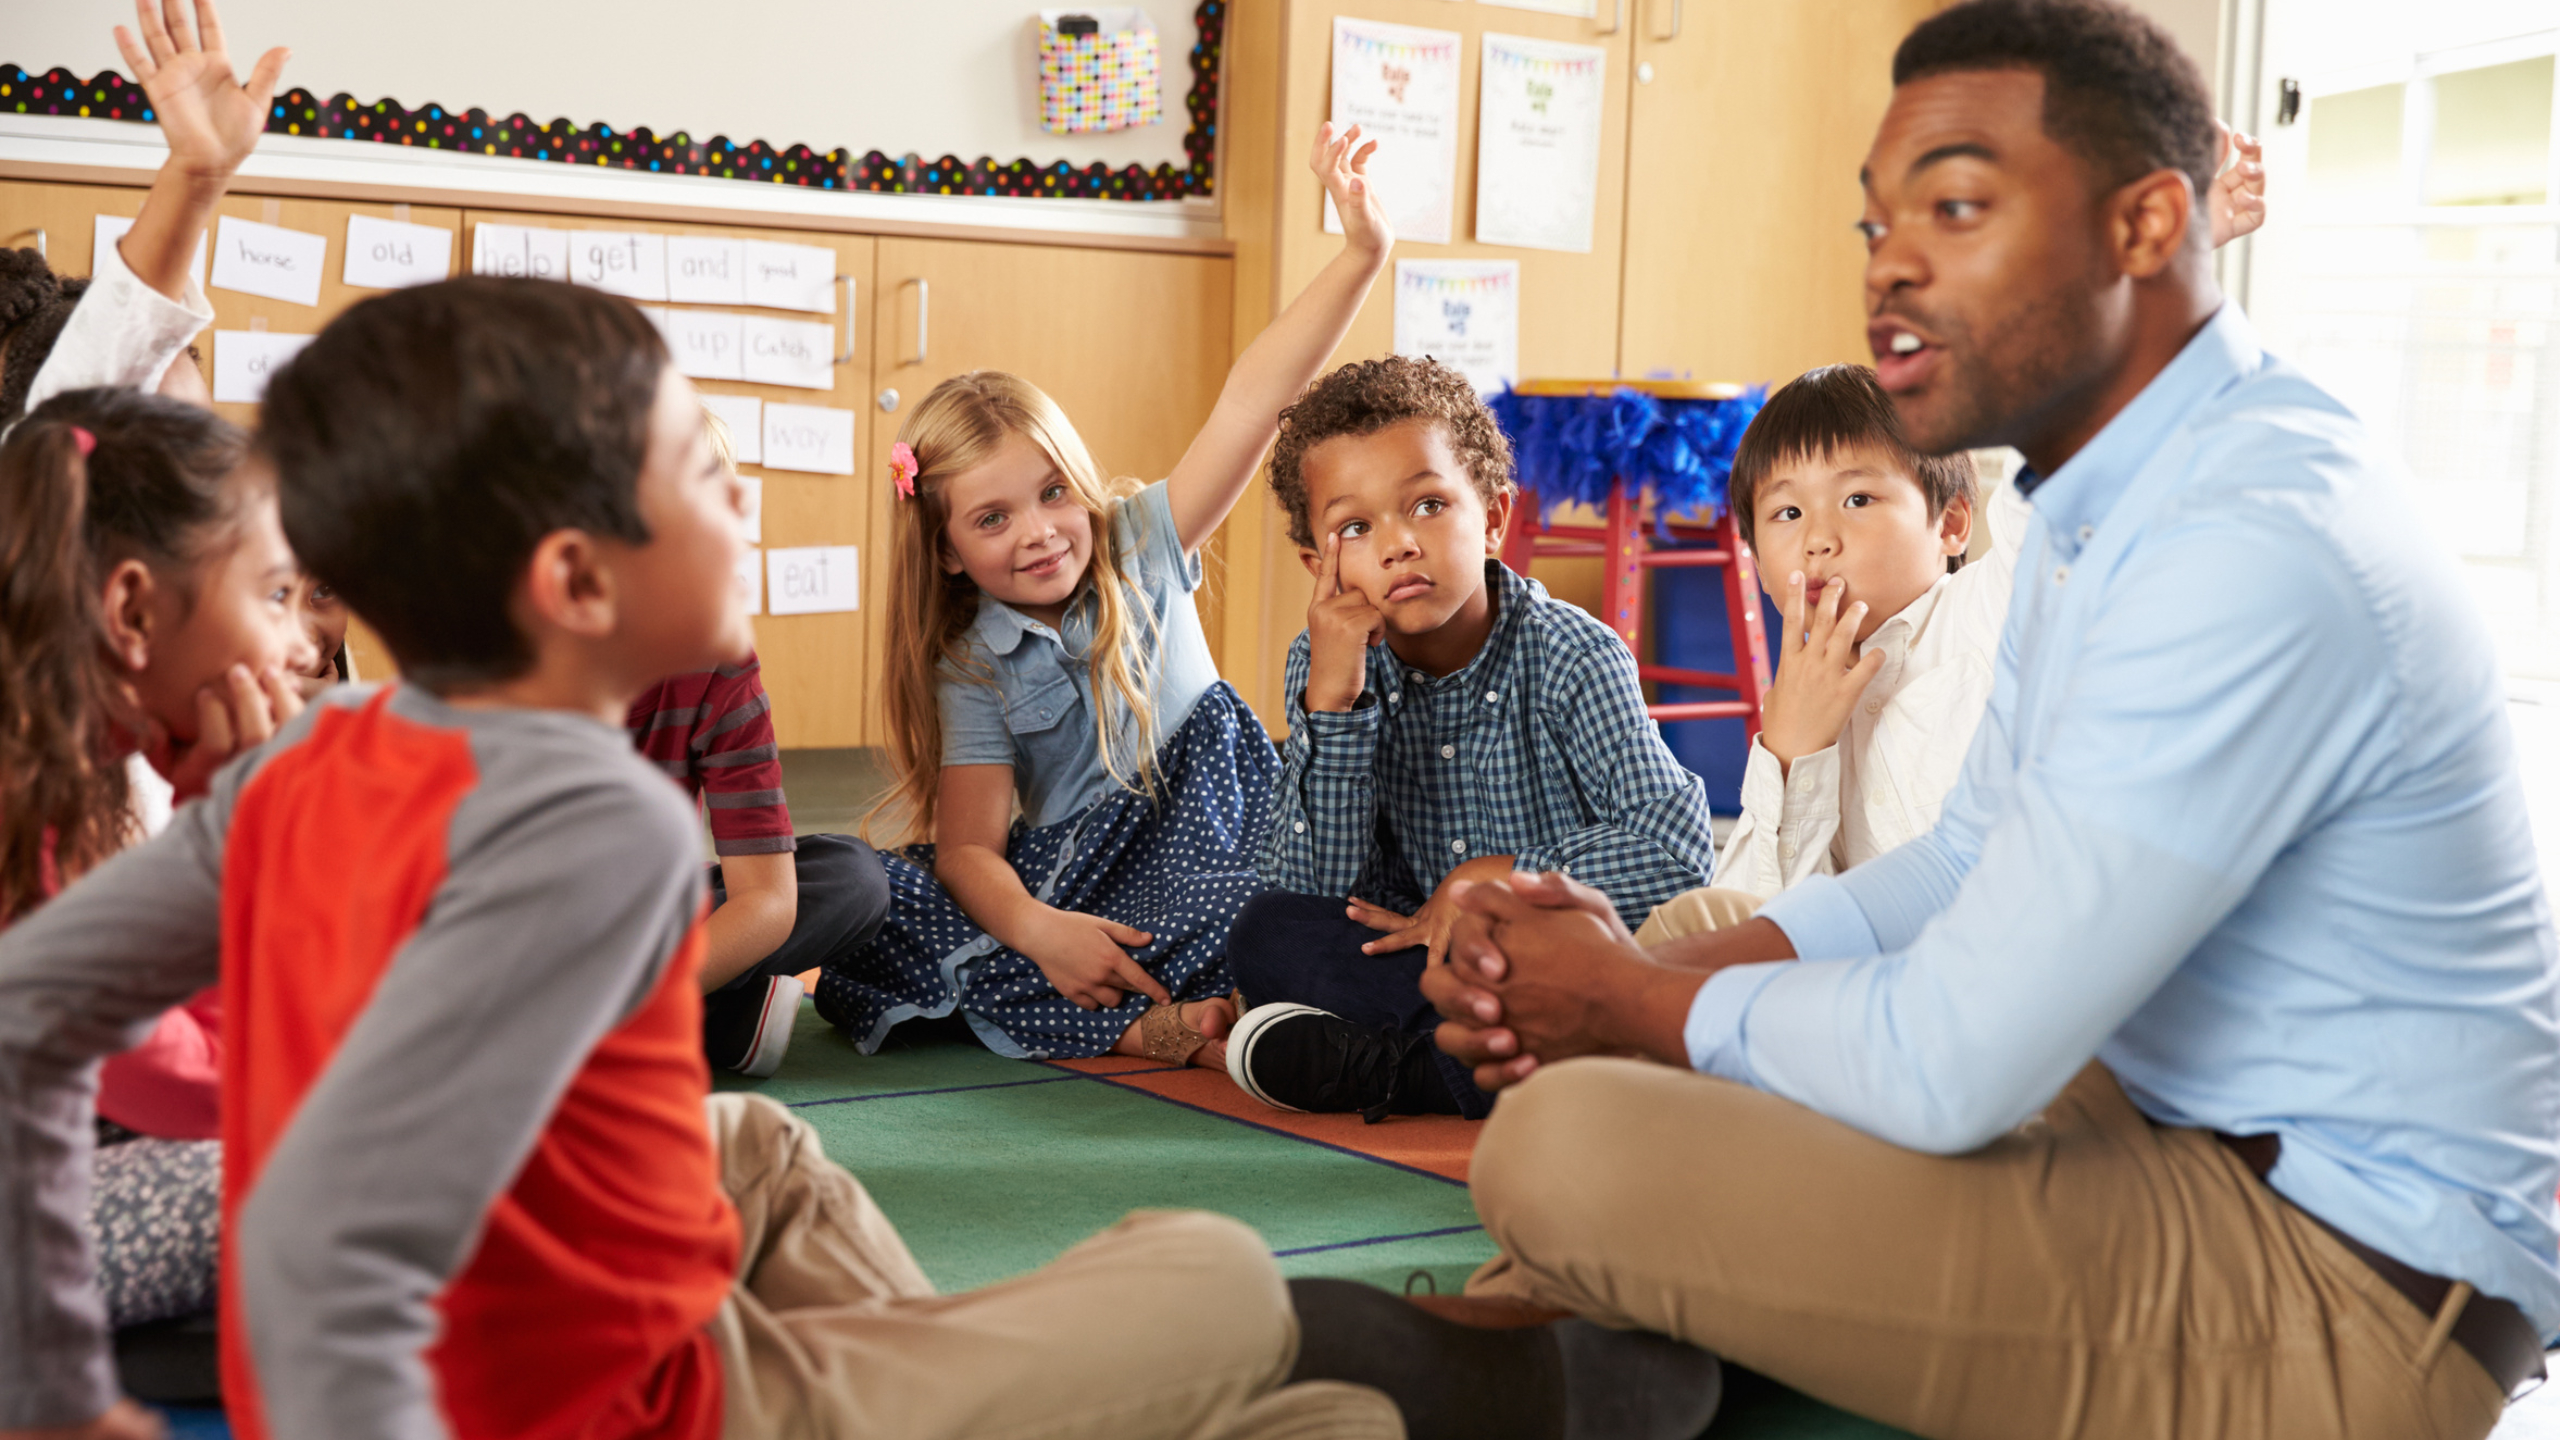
left=342, top=214, right=453, bottom=289
left=742, top=316, right=836, bottom=390
left=666, top=236, right=746, bottom=305
left=93, top=215, right=206, bottom=288
left=762, top=402, right=855, bottom=475
left=699, top=393, right=763, bottom=464
left=742, top=240, right=838, bottom=313
left=212, top=330, right=315, bottom=405
left=736, top=548, right=764, bottom=615
left=765, top=546, right=859, bottom=615
left=569, top=231, right=667, bottom=302
left=210, top=216, right=327, bottom=307
left=471, top=224, right=569, bottom=281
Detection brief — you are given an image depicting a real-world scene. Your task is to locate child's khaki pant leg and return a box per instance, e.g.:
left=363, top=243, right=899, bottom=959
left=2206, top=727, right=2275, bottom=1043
left=1632, top=886, right=1762, bottom=946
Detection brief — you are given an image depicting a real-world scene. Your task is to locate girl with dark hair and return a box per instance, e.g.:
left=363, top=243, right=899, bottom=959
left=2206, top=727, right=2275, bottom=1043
left=0, top=386, right=312, bottom=1331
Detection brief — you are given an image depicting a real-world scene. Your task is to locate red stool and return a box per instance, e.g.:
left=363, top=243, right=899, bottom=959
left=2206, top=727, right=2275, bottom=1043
left=1497, top=379, right=1773, bottom=742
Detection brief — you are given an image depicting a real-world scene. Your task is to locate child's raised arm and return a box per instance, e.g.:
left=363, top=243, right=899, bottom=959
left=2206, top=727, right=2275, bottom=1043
left=112, top=0, right=289, bottom=301
left=1163, top=122, right=1391, bottom=553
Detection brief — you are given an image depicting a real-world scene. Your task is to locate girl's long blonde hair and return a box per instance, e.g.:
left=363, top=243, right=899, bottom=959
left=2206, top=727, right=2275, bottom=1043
left=874, top=372, right=1160, bottom=842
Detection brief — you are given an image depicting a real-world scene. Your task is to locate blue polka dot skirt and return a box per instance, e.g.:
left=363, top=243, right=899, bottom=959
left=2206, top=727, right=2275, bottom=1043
left=815, top=682, right=1280, bottom=1059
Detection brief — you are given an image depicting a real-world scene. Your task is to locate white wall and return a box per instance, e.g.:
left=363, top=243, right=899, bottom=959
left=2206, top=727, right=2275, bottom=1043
left=12, top=0, right=1203, bottom=175
left=2130, top=0, right=2228, bottom=95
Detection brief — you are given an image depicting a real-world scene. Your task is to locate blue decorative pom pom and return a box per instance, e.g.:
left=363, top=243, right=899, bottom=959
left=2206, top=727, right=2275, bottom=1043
left=1489, top=386, right=1766, bottom=529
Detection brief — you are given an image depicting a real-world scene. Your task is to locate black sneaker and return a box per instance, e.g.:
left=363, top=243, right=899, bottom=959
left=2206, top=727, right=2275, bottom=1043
left=705, top=973, right=802, bottom=1078
left=1226, top=1003, right=1461, bottom=1123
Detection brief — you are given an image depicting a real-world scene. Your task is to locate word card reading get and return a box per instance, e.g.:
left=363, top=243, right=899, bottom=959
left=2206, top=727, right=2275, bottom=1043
left=741, top=241, right=837, bottom=313
left=699, top=393, right=762, bottom=464
left=662, top=310, right=745, bottom=381
left=735, top=549, right=763, bottom=615
left=342, top=214, right=452, bottom=290
left=762, top=402, right=855, bottom=475
left=212, top=330, right=315, bottom=405
left=471, top=224, right=568, bottom=281
left=742, top=316, right=835, bottom=390
left=766, top=546, right=859, bottom=616
left=570, top=231, right=667, bottom=301
left=92, top=215, right=205, bottom=288
left=666, top=236, right=746, bottom=305
left=737, top=475, right=764, bottom=545
left=210, top=216, right=327, bottom=307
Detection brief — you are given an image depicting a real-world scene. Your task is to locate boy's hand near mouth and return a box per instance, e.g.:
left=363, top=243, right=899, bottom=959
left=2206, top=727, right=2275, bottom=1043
left=1757, top=568, right=1885, bottom=778
left=1303, top=531, right=1387, bottom=713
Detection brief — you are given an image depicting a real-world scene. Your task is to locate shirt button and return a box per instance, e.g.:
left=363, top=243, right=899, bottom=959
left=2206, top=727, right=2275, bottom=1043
left=1451, top=840, right=1468, bottom=854
left=1440, top=744, right=1456, bottom=759
left=1293, top=820, right=1306, bottom=833
left=1864, top=700, right=1882, bottom=715
left=1485, top=690, right=1500, bottom=703
left=2053, top=565, right=2071, bottom=585
left=1779, top=841, right=1796, bottom=860
left=1389, top=692, right=1401, bottom=704
left=2077, top=525, right=2094, bottom=543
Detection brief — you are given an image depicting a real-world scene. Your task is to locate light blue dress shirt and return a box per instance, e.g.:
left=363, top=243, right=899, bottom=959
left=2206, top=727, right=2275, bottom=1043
left=1688, top=305, right=2560, bottom=1336
left=939, top=479, right=1222, bottom=829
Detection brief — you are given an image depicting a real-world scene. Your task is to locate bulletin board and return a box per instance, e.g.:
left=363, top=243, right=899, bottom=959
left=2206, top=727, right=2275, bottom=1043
left=1, top=0, right=1225, bottom=203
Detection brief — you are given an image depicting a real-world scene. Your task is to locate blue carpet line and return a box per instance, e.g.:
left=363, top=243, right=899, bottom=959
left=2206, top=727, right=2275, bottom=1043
left=784, top=1063, right=1186, bottom=1109
left=1272, top=1223, right=1486, bottom=1258
left=1050, top=1064, right=1474, bottom=1190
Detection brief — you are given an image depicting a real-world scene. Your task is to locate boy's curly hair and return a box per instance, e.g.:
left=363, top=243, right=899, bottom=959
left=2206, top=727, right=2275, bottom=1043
left=1266, top=356, right=1515, bottom=548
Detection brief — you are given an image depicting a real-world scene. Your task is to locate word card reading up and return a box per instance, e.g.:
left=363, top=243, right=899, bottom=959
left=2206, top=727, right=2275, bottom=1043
left=742, top=240, right=837, bottom=313
left=666, top=236, right=745, bottom=305
left=735, top=548, right=764, bottom=615
left=699, top=393, right=763, bottom=464
left=470, top=224, right=569, bottom=281
left=210, top=216, right=327, bottom=307
left=92, top=215, right=206, bottom=288
left=660, top=309, right=745, bottom=381
left=569, top=231, right=667, bottom=301
left=211, top=330, right=315, bottom=404
left=742, top=316, right=835, bottom=390
left=765, top=545, right=859, bottom=616
left=342, top=214, right=452, bottom=290
left=762, top=402, right=855, bottom=475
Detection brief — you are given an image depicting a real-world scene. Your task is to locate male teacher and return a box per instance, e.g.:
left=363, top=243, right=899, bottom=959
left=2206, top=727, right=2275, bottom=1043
left=1421, top=1, right=2560, bottom=1436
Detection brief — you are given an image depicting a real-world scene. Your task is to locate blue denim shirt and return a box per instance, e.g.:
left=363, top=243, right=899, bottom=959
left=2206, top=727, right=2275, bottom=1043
left=939, top=480, right=1220, bottom=828
left=1697, top=305, right=2560, bottom=1337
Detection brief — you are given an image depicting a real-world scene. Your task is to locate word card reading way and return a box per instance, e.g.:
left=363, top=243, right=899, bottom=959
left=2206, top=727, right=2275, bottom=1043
left=765, top=546, right=859, bottom=616
left=212, top=331, right=315, bottom=405
left=210, top=216, right=327, bottom=307
left=762, top=402, right=855, bottom=475
left=342, top=215, right=453, bottom=289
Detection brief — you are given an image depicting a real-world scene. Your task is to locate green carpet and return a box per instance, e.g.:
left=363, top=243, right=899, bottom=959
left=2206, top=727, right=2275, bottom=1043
left=725, top=1004, right=1923, bottom=1438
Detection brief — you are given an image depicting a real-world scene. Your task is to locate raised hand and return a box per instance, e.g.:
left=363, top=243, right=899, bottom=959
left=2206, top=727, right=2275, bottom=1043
left=115, top=0, right=289, bottom=180
left=1756, top=570, right=1883, bottom=775
left=1023, top=911, right=1167, bottom=1012
left=1312, top=120, right=1391, bottom=260
left=143, top=661, right=303, bottom=803
left=1302, top=532, right=1385, bottom=713
left=2208, top=122, right=2266, bottom=249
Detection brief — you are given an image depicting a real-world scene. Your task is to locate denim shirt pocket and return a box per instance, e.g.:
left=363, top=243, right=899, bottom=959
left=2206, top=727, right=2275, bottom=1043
left=1003, top=672, right=1078, bottom=736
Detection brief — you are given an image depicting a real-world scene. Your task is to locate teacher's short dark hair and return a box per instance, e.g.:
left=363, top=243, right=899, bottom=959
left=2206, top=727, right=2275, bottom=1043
left=257, top=277, right=666, bottom=688
left=1894, top=0, right=2220, bottom=206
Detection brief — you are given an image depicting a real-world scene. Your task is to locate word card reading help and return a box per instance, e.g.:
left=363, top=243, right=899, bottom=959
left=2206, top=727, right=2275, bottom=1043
left=212, top=331, right=315, bottom=405
left=342, top=214, right=452, bottom=290
left=766, top=546, right=860, bottom=616
left=471, top=224, right=569, bottom=281
left=210, top=216, right=327, bottom=307
left=762, top=403, right=856, bottom=475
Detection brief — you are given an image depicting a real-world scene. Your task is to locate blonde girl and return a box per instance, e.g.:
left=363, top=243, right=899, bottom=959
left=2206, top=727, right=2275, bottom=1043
left=815, top=123, right=1390, bottom=1070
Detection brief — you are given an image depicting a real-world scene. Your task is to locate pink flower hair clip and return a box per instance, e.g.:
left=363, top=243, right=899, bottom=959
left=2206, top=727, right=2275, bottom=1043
left=888, top=441, right=919, bottom=499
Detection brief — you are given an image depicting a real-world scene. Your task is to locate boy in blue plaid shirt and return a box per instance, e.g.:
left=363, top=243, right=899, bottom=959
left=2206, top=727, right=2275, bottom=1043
left=1225, top=357, right=1716, bottom=1120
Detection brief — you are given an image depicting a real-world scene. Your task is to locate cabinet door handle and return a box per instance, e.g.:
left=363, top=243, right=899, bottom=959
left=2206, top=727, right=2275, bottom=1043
left=834, top=275, right=856, bottom=363
left=1653, top=0, right=1680, bottom=39
left=903, top=277, right=930, bottom=366
left=1596, top=0, right=1621, bottom=34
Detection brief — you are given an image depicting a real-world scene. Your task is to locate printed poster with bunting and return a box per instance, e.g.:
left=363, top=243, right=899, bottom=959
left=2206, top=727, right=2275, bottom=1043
left=1474, top=33, right=1607, bottom=253
left=1326, top=17, right=1461, bottom=245
left=1393, top=260, right=1520, bottom=397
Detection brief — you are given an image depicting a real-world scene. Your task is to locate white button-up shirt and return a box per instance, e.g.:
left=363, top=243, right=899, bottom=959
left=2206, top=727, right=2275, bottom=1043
left=1715, top=482, right=2032, bottom=899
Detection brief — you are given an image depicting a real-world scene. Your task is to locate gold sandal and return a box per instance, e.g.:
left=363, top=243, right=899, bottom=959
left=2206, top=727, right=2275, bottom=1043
left=1138, top=1001, right=1210, bottom=1066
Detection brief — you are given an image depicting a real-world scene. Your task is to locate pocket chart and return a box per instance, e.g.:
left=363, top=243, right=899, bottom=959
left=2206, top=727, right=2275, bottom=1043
left=569, top=231, right=668, bottom=301
left=762, top=402, right=855, bottom=475
left=765, top=545, right=859, bottom=615
left=211, top=330, right=316, bottom=404
left=210, top=216, right=328, bottom=306
left=741, top=240, right=837, bottom=313
left=666, top=236, right=746, bottom=305
left=470, top=223, right=571, bottom=281
left=92, top=214, right=206, bottom=288
left=341, top=214, right=453, bottom=290
left=742, top=316, right=836, bottom=390
left=699, top=393, right=763, bottom=464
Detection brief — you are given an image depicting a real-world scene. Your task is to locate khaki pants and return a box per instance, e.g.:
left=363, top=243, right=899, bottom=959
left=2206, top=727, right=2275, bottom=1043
left=1466, top=1059, right=2504, bottom=1440
left=1632, top=885, right=1762, bottom=945
left=704, top=1093, right=1401, bottom=1440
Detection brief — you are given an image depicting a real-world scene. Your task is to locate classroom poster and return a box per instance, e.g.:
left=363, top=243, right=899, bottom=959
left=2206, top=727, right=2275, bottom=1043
left=1474, top=34, right=1607, bottom=253
left=1392, top=260, right=1519, bottom=397
left=1325, top=18, right=1461, bottom=246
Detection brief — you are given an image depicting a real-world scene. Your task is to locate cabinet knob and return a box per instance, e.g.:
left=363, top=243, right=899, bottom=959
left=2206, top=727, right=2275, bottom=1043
left=878, top=388, right=901, bottom=413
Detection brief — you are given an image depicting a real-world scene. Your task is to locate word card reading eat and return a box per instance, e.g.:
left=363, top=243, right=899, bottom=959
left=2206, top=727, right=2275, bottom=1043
left=742, top=240, right=837, bottom=313
left=666, top=236, right=745, bottom=305
left=92, top=215, right=205, bottom=288
left=471, top=224, right=569, bottom=281
left=570, top=231, right=667, bottom=302
left=211, top=330, right=315, bottom=404
left=342, top=214, right=452, bottom=290
left=766, top=545, right=859, bottom=616
left=762, top=402, right=855, bottom=475
left=210, top=216, right=327, bottom=307
left=742, top=316, right=835, bottom=390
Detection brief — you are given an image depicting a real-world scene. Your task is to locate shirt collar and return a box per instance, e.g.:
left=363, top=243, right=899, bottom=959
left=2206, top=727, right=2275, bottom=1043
left=968, top=597, right=1061, bottom=657
left=1860, top=570, right=1949, bottom=657
left=2014, top=303, right=2260, bottom=559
